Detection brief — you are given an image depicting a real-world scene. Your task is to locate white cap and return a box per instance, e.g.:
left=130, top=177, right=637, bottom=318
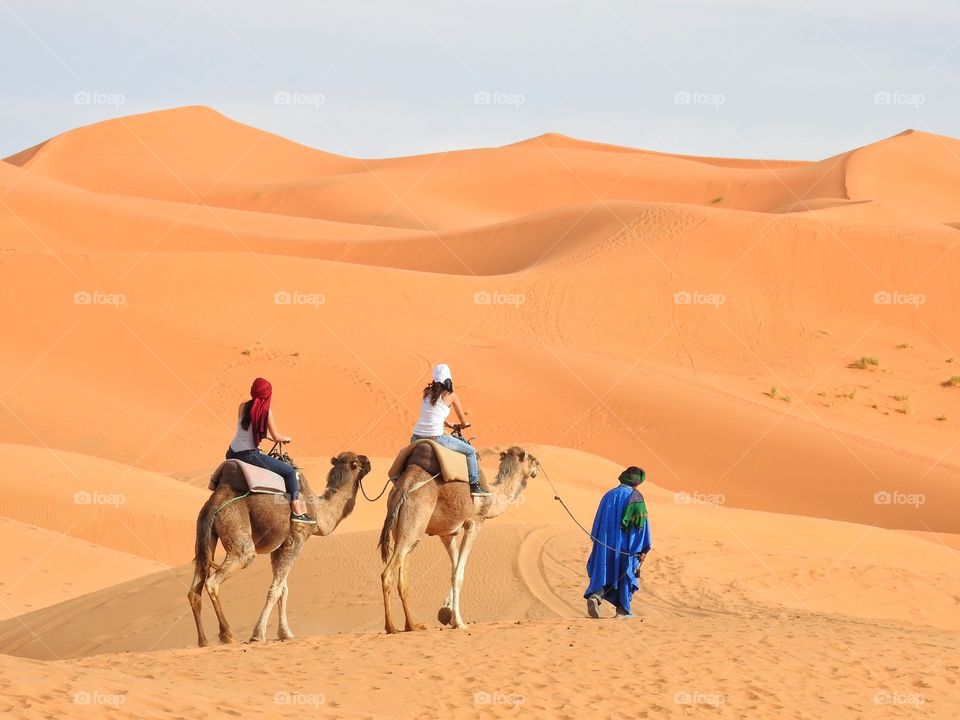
left=432, top=363, right=452, bottom=383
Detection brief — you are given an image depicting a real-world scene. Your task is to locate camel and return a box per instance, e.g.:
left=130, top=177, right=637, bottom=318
left=379, top=444, right=539, bottom=633
left=188, top=451, right=371, bottom=647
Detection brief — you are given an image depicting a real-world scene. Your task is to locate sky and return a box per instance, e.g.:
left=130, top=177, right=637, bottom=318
left=1, top=0, right=958, bottom=160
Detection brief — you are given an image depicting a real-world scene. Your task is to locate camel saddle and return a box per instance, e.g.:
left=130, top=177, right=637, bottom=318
left=387, top=439, right=470, bottom=484
left=208, top=459, right=288, bottom=495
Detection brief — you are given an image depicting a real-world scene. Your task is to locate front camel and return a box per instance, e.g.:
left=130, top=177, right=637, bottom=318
left=378, top=445, right=539, bottom=633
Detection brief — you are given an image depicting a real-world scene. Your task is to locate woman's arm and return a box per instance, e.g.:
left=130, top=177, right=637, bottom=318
left=445, top=392, right=471, bottom=428
left=266, top=409, right=293, bottom=443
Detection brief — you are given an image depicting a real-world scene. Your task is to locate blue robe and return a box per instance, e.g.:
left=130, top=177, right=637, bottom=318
left=583, top=484, right=651, bottom=614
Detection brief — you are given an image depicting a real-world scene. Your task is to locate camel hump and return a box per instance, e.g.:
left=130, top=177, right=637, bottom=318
left=387, top=440, right=470, bottom=484
left=209, top=459, right=287, bottom=495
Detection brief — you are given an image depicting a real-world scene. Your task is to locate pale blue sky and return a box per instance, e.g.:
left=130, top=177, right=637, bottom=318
left=1, top=0, right=957, bottom=160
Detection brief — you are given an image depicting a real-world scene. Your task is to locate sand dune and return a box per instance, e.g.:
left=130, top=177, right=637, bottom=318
left=0, top=517, right=166, bottom=620
left=4, top=108, right=960, bottom=718
left=0, top=444, right=207, bottom=565
left=3, top=444, right=958, bottom=660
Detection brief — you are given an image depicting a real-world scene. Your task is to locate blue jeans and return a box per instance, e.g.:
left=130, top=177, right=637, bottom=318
left=226, top=447, right=300, bottom=501
left=410, top=433, right=479, bottom=485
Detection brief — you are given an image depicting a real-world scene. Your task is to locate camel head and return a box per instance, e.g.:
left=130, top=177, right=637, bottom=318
left=497, top=446, right=540, bottom=484
left=327, top=451, right=372, bottom=492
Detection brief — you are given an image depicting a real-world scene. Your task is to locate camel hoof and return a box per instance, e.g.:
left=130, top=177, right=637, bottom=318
left=278, top=631, right=295, bottom=641
left=437, top=607, right=453, bottom=626
left=198, top=639, right=210, bottom=648
left=405, top=623, right=427, bottom=632
left=384, top=626, right=400, bottom=635
left=452, top=621, right=470, bottom=630
left=248, top=634, right=264, bottom=643
left=219, top=634, right=236, bottom=644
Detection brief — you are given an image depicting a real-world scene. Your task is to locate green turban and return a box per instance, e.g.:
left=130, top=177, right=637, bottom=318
left=619, top=466, right=646, bottom=486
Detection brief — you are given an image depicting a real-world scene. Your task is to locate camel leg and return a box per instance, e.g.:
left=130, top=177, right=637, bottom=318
left=205, top=543, right=256, bottom=644
left=381, top=537, right=408, bottom=635
left=398, top=544, right=426, bottom=632
left=451, top=521, right=481, bottom=630
left=251, top=539, right=301, bottom=642
left=187, top=565, right=209, bottom=647
left=437, top=533, right=460, bottom=626
left=277, top=581, right=293, bottom=640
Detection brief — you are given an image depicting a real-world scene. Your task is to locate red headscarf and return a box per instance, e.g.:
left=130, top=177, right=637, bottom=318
left=249, top=377, right=272, bottom=446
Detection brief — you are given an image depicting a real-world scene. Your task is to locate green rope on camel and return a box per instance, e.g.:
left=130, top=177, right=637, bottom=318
left=213, top=491, right=250, bottom=517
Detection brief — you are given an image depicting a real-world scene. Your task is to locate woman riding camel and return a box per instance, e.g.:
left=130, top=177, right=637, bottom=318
left=410, top=364, right=489, bottom=497
left=226, top=377, right=315, bottom=524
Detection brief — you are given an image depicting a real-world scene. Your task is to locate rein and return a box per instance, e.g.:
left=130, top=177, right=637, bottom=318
left=539, top=464, right=646, bottom=560
left=359, top=475, right=392, bottom=502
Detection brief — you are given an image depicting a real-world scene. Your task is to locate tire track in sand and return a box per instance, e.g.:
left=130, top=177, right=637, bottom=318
left=516, top=526, right=581, bottom=618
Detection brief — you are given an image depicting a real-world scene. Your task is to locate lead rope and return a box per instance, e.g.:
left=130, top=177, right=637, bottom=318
left=539, top=465, right=646, bottom=560
left=359, top=475, right=392, bottom=502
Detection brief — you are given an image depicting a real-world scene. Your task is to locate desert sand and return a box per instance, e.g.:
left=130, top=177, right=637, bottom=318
left=2, top=108, right=959, bottom=718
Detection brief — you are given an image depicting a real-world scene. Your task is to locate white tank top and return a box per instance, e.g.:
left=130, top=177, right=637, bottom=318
left=229, top=417, right=257, bottom=452
left=412, top=396, right=451, bottom=437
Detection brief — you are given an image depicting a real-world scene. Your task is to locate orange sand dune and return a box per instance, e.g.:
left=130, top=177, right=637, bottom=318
left=4, top=108, right=960, bottom=717
left=3, top=105, right=906, bottom=230
left=0, top=517, right=166, bottom=620
left=0, top=444, right=207, bottom=565
left=2, top=446, right=959, bottom=719
left=3, top=445, right=959, bottom=661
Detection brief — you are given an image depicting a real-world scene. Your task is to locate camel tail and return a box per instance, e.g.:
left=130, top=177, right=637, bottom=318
left=194, top=468, right=227, bottom=577
left=378, top=474, right=411, bottom=564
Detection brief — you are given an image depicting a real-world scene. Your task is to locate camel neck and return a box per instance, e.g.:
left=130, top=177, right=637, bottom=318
left=485, top=467, right=526, bottom=519
left=306, top=476, right=358, bottom=536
